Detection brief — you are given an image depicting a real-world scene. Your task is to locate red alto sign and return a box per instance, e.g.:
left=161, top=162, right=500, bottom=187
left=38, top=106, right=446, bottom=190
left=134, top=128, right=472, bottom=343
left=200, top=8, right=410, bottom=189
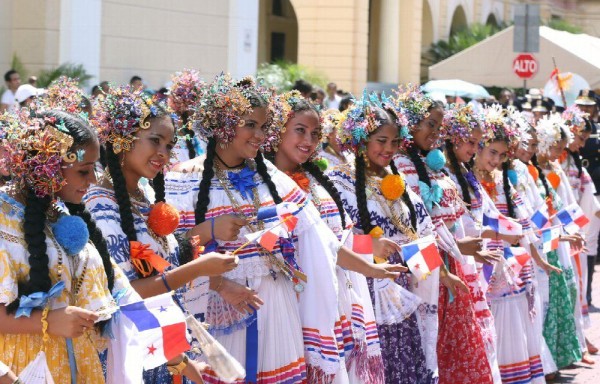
left=513, top=54, right=538, bottom=79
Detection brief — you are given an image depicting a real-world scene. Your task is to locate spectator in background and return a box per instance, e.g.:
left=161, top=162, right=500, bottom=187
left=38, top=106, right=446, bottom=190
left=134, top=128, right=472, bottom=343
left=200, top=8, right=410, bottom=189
left=91, top=85, right=102, bottom=98
left=311, top=87, right=325, bottom=109
left=292, top=79, right=312, bottom=99
left=129, top=75, right=144, bottom=91
left=99, top=80, right=110, bottom=93
left=28, top=76, right=37, bottom=87
left=499, top=88, right=514, bottom=105
left=339, top=95, right=354, bottom=112
left=14, top=84, right=44, bottom=109
left=324, top=82, right=341, bottom=110
left=1, top=69, right=21, bottom=112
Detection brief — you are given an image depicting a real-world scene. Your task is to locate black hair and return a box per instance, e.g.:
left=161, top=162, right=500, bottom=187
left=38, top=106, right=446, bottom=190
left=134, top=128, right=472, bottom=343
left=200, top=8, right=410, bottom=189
left=567, top=149, right=584, bottom=178
left=129, top=75, right=142, bottom=84
left=7, top=110, right=107, bottom=313
left=180, top=112, right=196, bottom=160
left=4, top=69, right=17, bottom=82
left=194, top=81, right=275, bottom=224
left=91, top=85, right=101, bottom=95
left=292, top=79, right=313, bottom=96
left=339, top=96, right=354, bottom=112
left=302, top=161, right=346, bottom=228
left=531, top=154, right=550, bottom=198
left=446, top=141, right=472, bottom=206
left=501, top=162, right=516, bottom=218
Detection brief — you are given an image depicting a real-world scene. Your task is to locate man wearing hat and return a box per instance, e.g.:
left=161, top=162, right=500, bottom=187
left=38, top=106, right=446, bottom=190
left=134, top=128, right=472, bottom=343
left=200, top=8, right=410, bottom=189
left=14, top=84, right=45, bottom=109
left=577, top=89, right=600, bottom=307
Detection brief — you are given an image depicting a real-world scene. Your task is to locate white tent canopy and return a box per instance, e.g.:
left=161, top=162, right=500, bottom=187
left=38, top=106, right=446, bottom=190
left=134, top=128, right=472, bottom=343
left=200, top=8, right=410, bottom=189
left=428, top=26, right=600, bottom=89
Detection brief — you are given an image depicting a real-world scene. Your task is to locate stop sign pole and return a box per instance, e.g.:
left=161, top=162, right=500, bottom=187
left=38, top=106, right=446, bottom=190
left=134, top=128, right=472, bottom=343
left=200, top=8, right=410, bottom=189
left=513, top=53, right=538, bottom=96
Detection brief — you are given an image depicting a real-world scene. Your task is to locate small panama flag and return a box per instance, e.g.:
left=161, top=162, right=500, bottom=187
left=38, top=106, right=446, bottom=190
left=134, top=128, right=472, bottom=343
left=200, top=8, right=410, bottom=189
left=504, top=246, right=531, bottom=274
left=530, top=204, right=550, bottom=230
left=352, top=233, right=376, bottom=262
left=556, top=203, right=590, bottom=235
left=244, top=228, right=281, bottom=252
left=257, top=202, right=299, bottom=232
left=120, top=292, right=191, bottom=370
left=402, top=235, right=443, bottom=280
left=541, top=226, right=561, bottom=253
left=483, top=208, right=523, bottom=236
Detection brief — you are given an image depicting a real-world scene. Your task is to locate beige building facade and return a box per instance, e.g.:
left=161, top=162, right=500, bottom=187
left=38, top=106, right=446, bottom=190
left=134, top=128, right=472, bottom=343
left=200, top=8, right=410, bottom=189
left=1, top=0, right=598, bottom=94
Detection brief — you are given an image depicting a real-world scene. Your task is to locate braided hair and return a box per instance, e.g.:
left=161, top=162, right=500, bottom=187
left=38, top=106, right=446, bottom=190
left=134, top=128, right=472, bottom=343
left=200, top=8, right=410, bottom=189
left=446, top=141, right=472, bottom=206
left=194, top=81, right=276, bottom=224
left=531, top=154, right=550, bottom=198
left=302, top=160, right=346, bottom=228
left=7, top=111, right=108, bottom=313
left=181, top=113, right=197, bottom=160
left=501, top=162, right=516, bottom=218
left=567, top=149, right=584, bottom=178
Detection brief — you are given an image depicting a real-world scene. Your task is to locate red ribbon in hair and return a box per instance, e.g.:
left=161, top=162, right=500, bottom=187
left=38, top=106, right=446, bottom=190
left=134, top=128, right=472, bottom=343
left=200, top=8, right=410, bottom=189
left=130, top=241, right=171, bottom=277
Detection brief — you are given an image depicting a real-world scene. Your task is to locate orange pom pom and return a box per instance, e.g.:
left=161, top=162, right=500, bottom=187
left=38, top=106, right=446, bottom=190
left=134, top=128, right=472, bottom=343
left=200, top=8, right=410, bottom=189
left=369, top=226, right=384, bottom=239
left=147, top=202, right=180, bottom=236
left=547, top=172, right=561, bottom=190
left=381, top=174, right=405, bottom=201
left=527, top=164, right=539, bottom=182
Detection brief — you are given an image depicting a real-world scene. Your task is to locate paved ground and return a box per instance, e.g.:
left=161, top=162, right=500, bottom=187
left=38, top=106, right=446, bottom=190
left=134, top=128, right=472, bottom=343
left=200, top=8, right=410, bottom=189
left=550, top=263, right=600, bottom=383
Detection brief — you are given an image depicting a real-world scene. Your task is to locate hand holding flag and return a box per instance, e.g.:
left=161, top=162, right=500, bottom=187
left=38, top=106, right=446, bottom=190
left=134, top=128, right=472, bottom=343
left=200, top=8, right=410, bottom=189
left=556, top=203, right=590, bottom=235
left=483, top=209, right=522, bottom=236
left=401, top=235, right=443, bottom=281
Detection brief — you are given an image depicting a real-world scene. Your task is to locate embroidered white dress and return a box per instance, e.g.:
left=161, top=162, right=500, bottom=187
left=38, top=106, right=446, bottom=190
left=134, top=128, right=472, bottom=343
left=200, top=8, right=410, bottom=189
left=165, top=160, right=343, bottom=384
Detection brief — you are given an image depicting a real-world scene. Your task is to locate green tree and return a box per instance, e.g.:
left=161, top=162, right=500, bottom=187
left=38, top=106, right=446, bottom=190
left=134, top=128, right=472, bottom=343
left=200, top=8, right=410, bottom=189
left=36, top=63, right=93, bottom=88
left=546, top=18, right=582, bottom=34
left=257, top=61, right=328, bottom=92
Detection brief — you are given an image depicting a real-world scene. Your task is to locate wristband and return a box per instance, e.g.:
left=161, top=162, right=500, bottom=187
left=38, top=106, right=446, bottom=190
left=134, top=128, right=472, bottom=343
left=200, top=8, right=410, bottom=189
left=161, top=272, right=173, bottom=292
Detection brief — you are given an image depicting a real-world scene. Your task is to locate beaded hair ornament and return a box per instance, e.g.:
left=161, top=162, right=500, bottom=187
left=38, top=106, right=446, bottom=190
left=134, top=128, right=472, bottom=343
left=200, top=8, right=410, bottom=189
left=168, top=69, right=206, bottom=117
left=337, top=91, right=407, bottom=155
left=440, top=104, right=485, bottom=145
left=321, top=108, right=342, bottom=139
left=37, top=76, right=88, bottom=119
left=92, top=86, right=173, bottom=154
left=263, top=90, right=322, bottom=153
left=392, top=84, right=433, bottom=128
left=561, top=105, right=589, bottom=134
left=481, top=104, right=522, bottom=153
left=535, top=113, right=574, bottom=156
left=191, top=73, right=272, bottom=148
left=4, top=111, right=82, bottom=198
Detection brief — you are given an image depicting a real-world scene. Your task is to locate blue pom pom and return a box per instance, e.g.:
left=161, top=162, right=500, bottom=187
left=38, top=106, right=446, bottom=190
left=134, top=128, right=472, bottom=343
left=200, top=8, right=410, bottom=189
left=425, top=149, right=446, bottom=172
left=507, top=169, right=518, bottom=186
left=52, top=215, right=89, bottom=255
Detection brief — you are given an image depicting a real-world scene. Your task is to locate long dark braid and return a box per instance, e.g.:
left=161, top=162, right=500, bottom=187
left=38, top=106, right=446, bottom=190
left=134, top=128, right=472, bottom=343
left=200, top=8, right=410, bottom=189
left=531, top=154, right=550, bottom=198
left=65, top=203, right=115, bottom=292
left=302, top=160, right=346, bottom=228
left=501, top=162, right=516, bottom=218
left=390, top=161, right=418, bottom=231
left=7, top=192, right=52, bottom=313
left=567, top=149, right=583, bottom=178
left=407, top=144, right=432, bottom=187
left=152, top=171, right=166, bottom=203
left=446, top=141, right=472, bottom=206
left=355, top=155, right=374, bottom=233
left=181, top=113, right=197, bottom=160
left=194, top=138, right=216, bottom=224
left=106, top=144, right=138, bottom=242
left=255, top=152, right=282, bottom=204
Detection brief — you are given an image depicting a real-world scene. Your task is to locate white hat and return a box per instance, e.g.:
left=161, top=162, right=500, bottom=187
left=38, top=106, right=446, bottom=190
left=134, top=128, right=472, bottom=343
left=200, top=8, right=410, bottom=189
left=15, top=84, right=45, bottom=103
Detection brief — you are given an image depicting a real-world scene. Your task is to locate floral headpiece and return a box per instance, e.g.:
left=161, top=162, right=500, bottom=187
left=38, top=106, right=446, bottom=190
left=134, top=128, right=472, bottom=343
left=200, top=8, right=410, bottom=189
left=337, top=91, right=407, bottom=155
left=535, top=113, right=573, bottom=156
left=392, top=84, right=434, bottom=128
left=506, top=106, right=533, bottom=150
left=37, top=76, right=88, bottom=119
left=481, top=104, right=521, bottom=154
left=440, top=104, right=483, bottom=145
left=561, top=105, right=589, bottom=134
left=263, top=90, right=321, bottom=152
left=168, top=69, right=206, bottom=118
left=321, top=108, right=342, bottom=139
left=191, top=74, right=272, bottom=147
left=91, top=86, right=171, bottom=153
left=4, top=111, right=82, bottom=197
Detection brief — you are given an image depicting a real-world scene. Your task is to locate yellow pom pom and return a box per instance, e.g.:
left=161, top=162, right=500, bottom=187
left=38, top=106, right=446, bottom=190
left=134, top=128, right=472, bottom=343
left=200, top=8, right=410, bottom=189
left=380, top=174, right=405, bottom=201
left=369, top=226, right=384, bottom=238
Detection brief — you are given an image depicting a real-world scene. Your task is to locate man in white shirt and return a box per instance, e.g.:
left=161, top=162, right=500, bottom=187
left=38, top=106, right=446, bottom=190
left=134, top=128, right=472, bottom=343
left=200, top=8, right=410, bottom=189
left=1, top=69, right=21, bottom=112
left=324, top=82, right=342, bottom=110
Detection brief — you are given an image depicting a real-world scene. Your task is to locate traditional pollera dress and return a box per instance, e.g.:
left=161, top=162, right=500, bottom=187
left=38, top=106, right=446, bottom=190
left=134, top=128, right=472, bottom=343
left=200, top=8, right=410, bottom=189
left=0, top=191, right=135, bottom=383
left=445, top=165, right=501, bottom=383
left=317, top=147, right=355, bottom=171
left=165, top=159, right=343, bottom=384
left=395, top=153, right=493, bottom=384
left=84, top=183, right=194, bottom=384
left=297, top=170, right=385, bottom=384
left=329, top=163, right=438, bottom=384
left=482, top=171, right=545, bottom=383
left=534, top=163, right=582, bottom=368
left=511, top=159, right=558, bottom=374
left=561, top=153, right=600, bottom=329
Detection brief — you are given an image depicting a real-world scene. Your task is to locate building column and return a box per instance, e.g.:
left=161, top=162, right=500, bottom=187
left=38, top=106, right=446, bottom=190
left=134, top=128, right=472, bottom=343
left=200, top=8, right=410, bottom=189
left=59, top=0, right=102, bottom=89
left=227, top=0, right=259, bottom=79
